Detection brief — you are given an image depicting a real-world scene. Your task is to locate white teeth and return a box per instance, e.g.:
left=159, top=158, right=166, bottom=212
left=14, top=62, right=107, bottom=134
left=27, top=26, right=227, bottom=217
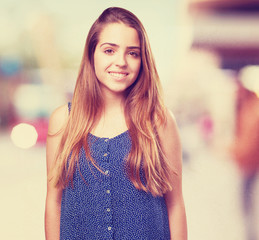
left=109, top=72, right=127, bottom=78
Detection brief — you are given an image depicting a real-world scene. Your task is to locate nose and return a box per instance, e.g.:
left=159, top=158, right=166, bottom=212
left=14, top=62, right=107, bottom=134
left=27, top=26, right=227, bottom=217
left=115, top=53, right=127, bottom=68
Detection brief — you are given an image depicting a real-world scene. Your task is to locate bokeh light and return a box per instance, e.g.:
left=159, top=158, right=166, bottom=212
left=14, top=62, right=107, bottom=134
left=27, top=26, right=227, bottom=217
left=10, top=123, right=38, bottom=149
left=239, top=65, right=259, bottom=95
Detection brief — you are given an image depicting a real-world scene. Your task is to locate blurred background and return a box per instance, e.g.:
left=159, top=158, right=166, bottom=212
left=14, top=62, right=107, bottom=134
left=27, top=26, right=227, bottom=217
left=0, top=0, right=259, bottom=239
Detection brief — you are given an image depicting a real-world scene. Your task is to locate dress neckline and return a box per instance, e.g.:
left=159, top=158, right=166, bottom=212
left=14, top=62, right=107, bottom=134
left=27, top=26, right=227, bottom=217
left=88, top=130, right=129, bottom=140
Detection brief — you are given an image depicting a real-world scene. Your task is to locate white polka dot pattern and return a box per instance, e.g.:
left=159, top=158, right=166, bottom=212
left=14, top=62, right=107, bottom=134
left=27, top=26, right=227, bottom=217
left=59, top=103, right=170, bottom=239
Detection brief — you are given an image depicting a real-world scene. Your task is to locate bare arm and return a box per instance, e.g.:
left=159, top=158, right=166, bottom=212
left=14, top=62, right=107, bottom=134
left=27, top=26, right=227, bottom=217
left=45, top=104, right=68, bottom=240
left=159, top=110, right=188, bottom=240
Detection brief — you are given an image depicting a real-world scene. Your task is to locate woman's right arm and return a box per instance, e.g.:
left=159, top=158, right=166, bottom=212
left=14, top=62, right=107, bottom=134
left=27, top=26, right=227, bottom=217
left=45, top=105, right=68, bottom=240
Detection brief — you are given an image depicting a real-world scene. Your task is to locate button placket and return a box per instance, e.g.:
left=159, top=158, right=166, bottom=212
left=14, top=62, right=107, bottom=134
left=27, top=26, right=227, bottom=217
left=104, top=184, right=112, bottom=216
left=102, top=138, right=110, bottom=162
left=102, top=138, right=110, bottom=178
left=104, top=193, right=113, bottom=236
left=102, top=138, right=113, bottom=236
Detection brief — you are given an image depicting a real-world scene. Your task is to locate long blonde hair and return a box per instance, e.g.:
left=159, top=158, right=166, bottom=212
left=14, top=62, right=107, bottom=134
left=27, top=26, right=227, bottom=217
left=50, top=7, right=174, bottom=197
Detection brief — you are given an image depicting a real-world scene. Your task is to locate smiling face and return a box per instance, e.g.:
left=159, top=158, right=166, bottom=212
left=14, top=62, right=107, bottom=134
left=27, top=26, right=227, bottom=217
left=93, top=22, right=141, bottom=97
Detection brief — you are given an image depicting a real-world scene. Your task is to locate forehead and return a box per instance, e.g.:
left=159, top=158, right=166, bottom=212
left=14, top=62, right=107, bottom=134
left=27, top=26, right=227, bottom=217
left=98, top=23, right=140, bottom=47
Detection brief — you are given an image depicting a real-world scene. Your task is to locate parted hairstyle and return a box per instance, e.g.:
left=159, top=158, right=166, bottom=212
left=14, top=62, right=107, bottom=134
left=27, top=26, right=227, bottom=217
left=50, top=7, right=174, bottom=197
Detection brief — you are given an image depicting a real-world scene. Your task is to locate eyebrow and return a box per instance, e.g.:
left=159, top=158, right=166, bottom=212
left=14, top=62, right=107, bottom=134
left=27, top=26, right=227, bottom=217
left=100, top=42, right=140, bottom=50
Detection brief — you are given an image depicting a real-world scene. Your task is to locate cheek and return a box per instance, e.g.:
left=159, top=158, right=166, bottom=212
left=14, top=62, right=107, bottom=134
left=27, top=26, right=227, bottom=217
left=93, top=53, right=99, bottom=73
left=134, top=60, right=141, bottom=76
left=94, top=54, right=104, bottom=77
left=94, top=53, right=111, bottom=72
left=132, top=58, right=141, bottom=75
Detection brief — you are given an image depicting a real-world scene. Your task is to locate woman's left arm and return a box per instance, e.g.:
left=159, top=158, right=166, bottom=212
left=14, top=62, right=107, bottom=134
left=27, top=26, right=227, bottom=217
left=158, top=109, right=187, bottom=240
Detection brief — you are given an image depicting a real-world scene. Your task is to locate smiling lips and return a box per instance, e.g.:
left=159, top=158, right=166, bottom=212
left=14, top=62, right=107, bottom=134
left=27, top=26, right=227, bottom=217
left=109, top=71, right=129, bottom=80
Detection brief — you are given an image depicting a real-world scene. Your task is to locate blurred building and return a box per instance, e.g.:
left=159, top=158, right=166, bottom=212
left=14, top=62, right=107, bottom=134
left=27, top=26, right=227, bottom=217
left=190, top=0, right=259, bottom=70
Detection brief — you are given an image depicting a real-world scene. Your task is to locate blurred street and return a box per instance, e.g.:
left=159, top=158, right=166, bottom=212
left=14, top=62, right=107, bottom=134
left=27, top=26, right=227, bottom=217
left=0, top=132, right=46, bottom=239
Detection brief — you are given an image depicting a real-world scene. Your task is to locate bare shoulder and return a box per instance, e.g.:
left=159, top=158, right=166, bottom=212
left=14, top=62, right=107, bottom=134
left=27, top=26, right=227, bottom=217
left=158, top=108, right=180, bottom=141
left=48, top=104, right=69, bottom=135
left=165, top=108, right=178, bottom=129
left=157, top=108, right=182, bottom=169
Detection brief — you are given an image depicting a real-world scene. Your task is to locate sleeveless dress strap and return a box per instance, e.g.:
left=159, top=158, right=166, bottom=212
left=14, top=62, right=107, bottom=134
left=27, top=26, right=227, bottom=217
left=68, top=102, right=71, bottom=114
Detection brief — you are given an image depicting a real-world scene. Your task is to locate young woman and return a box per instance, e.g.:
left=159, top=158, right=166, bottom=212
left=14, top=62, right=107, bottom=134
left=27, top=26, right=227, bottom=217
left=45, top=7, right=187, bottom=240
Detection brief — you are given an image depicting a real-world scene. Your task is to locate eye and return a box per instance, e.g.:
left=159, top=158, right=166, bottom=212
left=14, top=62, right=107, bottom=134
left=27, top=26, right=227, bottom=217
left=128, top=51, right=140, bottom=58
left=104, top=49, right=114, bottom=55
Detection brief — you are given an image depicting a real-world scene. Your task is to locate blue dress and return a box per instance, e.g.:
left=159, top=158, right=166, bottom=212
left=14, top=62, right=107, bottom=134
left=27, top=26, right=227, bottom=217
left=60, top=103, right=170, bottom=240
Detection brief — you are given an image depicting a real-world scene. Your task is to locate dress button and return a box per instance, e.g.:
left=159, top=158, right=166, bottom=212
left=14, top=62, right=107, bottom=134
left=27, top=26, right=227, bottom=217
left=105, top=170, right=109, bottom=175
left=107, top=208, right=111, bottom=212
left=108, top=226, right=112, bottom=231
left=103, top=153, right=108, bottom=157
left=106, top=189, right=110, bottom=194
left=105, top=139, right=109, bottom=142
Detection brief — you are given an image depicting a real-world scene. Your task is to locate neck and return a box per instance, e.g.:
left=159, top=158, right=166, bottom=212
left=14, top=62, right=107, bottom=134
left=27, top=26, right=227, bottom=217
left=91, top=90, right=128, bottom=137
left=102, top=91, right=126, bottom=114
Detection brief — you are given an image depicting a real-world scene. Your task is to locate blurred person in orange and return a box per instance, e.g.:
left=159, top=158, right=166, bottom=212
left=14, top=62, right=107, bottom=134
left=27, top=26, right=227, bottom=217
left=45, top=7, right=187, bottom=240
left=231, top=71, right=259, bottom=240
